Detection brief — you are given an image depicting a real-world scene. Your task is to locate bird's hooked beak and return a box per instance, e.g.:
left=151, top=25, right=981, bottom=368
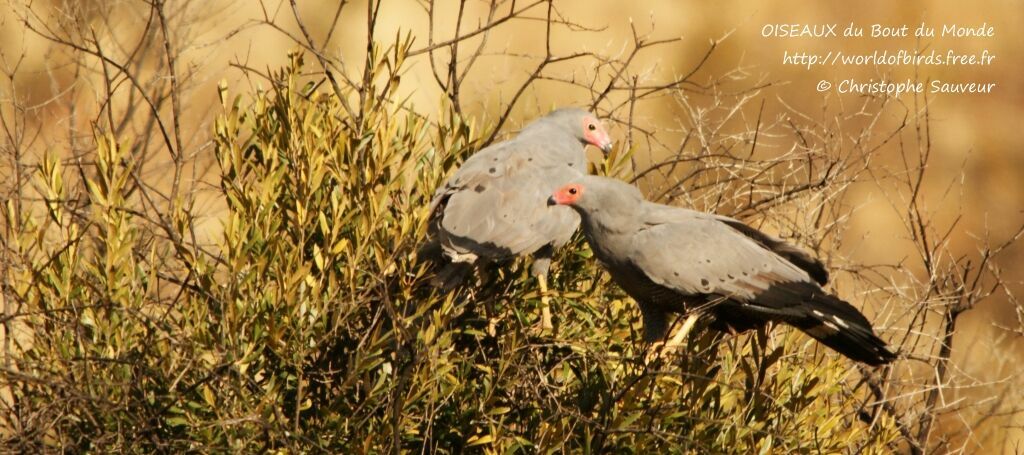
left=583, top=121, right=614, bottom=155
left=590, top=131, right=613, bottom=155
left=548, top=191, right=568, bottom=206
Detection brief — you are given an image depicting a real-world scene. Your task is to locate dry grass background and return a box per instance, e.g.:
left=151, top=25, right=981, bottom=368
left=1, top=0, right=1022, bottom=452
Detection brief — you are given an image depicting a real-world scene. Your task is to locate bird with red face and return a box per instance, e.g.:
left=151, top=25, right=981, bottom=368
left=550, top=175, right=895, bottom=365
left=425, top=108, right=613, bottom=330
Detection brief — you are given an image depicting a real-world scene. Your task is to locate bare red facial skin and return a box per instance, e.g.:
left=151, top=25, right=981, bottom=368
left=581, top=116, right=613, bottom=153
left=552, top=183, right=585, bottom=205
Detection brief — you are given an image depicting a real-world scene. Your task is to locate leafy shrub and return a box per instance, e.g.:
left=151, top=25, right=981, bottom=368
left=0, top=49, right=900, bottom=452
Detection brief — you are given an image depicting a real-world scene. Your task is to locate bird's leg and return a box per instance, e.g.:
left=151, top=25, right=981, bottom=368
left=665, top=313, right=700, bottom=349
left=476, top=262, right=501, bottom=337
left=639, top=301, right=671, bottom=362
left=530, top=252, right=555, bottom=332
left=645, top=313, right=700, bottom=363
left=538, top=274, right=553, bottom=331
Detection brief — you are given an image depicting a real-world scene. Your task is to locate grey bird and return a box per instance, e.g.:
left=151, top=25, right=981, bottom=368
left=425, top=108, right=613, bottom=329
left=549, top=175, right=895, bottom=365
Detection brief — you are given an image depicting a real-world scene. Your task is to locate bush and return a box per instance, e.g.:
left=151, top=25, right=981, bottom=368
left=0, top=45, right=908, bottom=452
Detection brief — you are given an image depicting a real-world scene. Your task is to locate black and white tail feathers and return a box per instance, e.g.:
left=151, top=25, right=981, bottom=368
left=776, top=283, right=895, bottom=366
left=713, top=216, right=895, bottom=364
left=712, top=281, right=896, bottom=366
left=790, top=298, right=896, bottom=366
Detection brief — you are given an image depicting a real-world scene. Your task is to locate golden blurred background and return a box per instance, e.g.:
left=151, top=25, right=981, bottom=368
left=2, top=0, right=1022, bottom=450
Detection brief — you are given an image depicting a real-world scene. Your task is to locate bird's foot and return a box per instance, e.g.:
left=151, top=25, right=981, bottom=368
left=486, top=317, right=499, bottom=337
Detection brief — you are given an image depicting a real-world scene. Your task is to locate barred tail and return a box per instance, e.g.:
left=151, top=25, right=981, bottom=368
left=793, top=292, right=896, bottom=366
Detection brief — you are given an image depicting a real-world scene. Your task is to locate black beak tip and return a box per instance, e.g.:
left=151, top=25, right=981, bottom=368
left=547, top=196, right=557, bottom=206
left=600, top=143, right=614, bottom=154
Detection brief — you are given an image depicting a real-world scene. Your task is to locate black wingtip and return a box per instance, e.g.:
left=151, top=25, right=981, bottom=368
left=802, top=261, right=830, bottom=286
left=837, top=333, right=896, bottom=366
left=772, top=283, right=896, bottom=366
left=798, top=315, right=896, bottom=366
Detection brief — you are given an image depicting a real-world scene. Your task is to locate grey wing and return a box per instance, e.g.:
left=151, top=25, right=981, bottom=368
left=431, top=149, right=581, bottom=262
left=627, top=206, right=895, bottom=364
left=711, top=214, right=829, bottom=284
left=628, top=207, right=812, bottom=300
left=428, top=142, right=513, bottom=216
left=620, top=211, right=811, bottom=340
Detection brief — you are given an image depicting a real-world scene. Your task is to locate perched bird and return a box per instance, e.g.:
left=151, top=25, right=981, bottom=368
left=425, top=108, right=613, bottom=329
left=549, top=176, right=895, bottom=365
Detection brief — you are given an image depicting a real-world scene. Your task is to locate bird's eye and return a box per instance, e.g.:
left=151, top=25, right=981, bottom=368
left=587, top=123, right=597, bottom=131
left=568, top=187, right=578, bottom=195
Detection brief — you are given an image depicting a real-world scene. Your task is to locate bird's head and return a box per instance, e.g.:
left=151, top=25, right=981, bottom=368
left=549, top=176, right=644, bottom=212
left=580, top=115, right=614, bottom=155
left=544, top=108, right=614, bottom=155
left=549, top=177, right=644, bottom=233
left=549, top=182, right=586, bottom=207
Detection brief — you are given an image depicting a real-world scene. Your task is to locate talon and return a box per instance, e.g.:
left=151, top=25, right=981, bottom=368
left=487, top=317, right=499, bottom=337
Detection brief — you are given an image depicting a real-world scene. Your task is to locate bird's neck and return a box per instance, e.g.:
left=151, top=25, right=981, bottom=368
left=578, top=208, right=632, bottom=250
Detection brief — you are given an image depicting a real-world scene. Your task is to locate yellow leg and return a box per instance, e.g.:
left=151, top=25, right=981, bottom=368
left=666, top=313, right=700, bottom=348
left=538, top=275, right=553, bottom=331
left=645, top=313, right=700, bottom=363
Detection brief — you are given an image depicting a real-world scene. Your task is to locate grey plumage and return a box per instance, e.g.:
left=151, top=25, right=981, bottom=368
left=550, top=175, right=895, bottom=365
left=425, top=108, right=613, bottom=293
